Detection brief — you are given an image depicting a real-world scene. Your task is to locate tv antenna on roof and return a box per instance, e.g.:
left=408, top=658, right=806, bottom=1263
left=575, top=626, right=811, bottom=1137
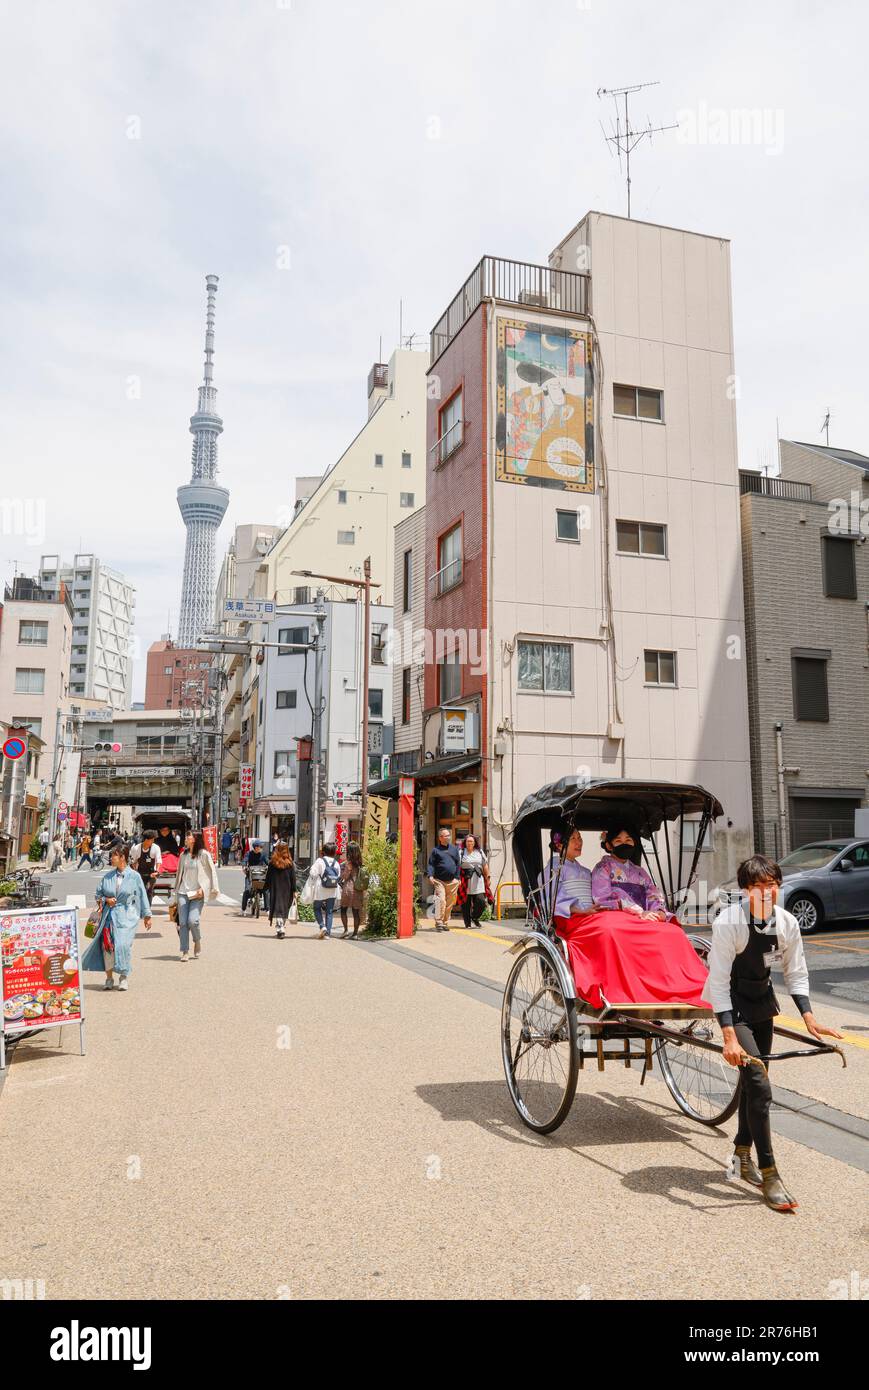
left=820, top=408, right=831, bottom=445
left=597, top=81, right=679, bottom=218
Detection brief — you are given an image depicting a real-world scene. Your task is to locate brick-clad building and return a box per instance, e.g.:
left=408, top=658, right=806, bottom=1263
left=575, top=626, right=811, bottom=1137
left=145, top=637, right=212, bottom=710
left=740, top=440, right=869, bottom=861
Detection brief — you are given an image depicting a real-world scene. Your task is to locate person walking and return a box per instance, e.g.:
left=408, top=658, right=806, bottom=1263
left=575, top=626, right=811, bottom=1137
left=174, top=830, right=220, bottom=962
left=49, top=832, right=63, bottom=873
left=76, top=832, right=93, bottom=870
left=241, top=840, right=269, bottom=915
left=309, top=841, right=341, bottom=939
left=230, top=831, right=241, bottom=865
left=220, top=826, right=232, bottom=867
left=38, top=824, right=49, bottom=860
left=264, top=842, right=296, bottom=938
left=339, top=840, right=366, bottom=938
left=82, top=845, right=152, bottom=990
left=459, top=833, right=490, bottom=929
left=129, top=830, right=162, bottom=904
left=426, top=827, right=461, bottom=932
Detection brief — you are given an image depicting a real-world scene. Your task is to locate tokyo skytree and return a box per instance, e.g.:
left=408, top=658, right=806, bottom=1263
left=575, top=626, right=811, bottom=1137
left=176, top=273, right=230, bottom=647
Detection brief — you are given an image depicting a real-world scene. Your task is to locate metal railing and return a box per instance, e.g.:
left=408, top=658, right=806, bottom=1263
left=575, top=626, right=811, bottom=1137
left=430, top=558, right=463, bottom=595
left=430, top=417, right=465, bottom=466
left=431, top=255, right=590, bottom=361
left=739, top=471, right=812, bottom=501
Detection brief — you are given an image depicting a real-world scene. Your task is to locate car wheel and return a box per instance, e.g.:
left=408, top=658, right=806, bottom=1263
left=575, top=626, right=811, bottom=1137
left=788, top=893, right=824, bottom=934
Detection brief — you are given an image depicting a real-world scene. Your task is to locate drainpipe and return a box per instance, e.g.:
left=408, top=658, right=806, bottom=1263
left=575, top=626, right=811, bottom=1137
left=774, top=721, right=789, bottom=858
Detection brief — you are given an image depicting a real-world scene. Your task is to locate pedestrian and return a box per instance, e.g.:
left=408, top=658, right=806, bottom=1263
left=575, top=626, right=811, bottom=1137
left=91, top=830, right=103, bottom=870
left=220, top=826, right=232, bottom=867
left=129, top=830, right=162, bottom=904
left=339, top=840, right=366, bottom=939
left=81, top=844, right=152, bottom=990
left=76, top=832, right=93, bottom=870
left=264, top=842, right=296, bottom=939
left=173, top=830, right=220, bottom=962
left=230, top=831, right=240, bottom=865
left=458, top=833, right=490, bottom=929
left=38, top=824, right=49, bottom=860
left=49, top=832, right=63, bottom=873
left=703, top=853, right=843, bottom=1212
left=425, top=827, right=461, bottom=932
left=309, top=840, right=341, bottom=939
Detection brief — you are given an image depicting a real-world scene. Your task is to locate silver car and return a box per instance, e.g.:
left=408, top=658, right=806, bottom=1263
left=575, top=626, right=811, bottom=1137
left=715, top=838, right=869, bottom=933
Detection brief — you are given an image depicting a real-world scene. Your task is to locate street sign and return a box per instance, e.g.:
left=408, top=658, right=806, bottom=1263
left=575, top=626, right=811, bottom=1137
left=58, top=801, right=68, bottom=813
left=223, top=599, right=276, bottom=620
left=2, top=736, right=26, bottom=761
left=367, top=723, right=383, bottom=754
left=58, top=812, right=67, bottom=822
left=239, top=764, right=253, bottom=806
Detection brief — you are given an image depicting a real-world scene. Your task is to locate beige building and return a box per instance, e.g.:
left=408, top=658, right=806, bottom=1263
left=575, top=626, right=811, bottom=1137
left=265, top=348, right=428, bottom=608
left=0, top=576, right=73, bottom=809
left=741, top=440, right=869, bottom=855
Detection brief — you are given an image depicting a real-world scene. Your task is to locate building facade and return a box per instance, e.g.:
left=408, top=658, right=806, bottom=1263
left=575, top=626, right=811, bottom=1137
left=741, top=441, right=869, bottom=853
left=145, top=638, right=213, bottom=710
left=377, top=213, right=753, bottom=892
left=37, top=554, right=135, bottom=710
left=265, top=348, right=428, bottom=609
left=390, top=505, right=426, bottom=774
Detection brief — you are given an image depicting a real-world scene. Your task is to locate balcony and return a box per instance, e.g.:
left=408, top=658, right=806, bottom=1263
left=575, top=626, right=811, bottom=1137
left=430, top=416, right=465, bottom=467
left=431, top=255, right=590, bottom=363
left=430, top=557, right=463, bottom=596
left=739, top=470, right=812, bottom=501
left=367, top=362, right=388, bottom=396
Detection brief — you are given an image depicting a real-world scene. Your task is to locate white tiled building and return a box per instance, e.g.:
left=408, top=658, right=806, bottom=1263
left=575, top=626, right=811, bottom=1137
left=38, top=553, right=135, bottom=710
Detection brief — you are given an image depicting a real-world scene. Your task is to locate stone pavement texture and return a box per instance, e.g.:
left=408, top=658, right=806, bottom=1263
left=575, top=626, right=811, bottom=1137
left=0, top=901, right=866, bottom=1300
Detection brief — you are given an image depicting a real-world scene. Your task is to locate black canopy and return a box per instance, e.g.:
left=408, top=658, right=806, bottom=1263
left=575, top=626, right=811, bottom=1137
left=512, top=777, right=723, bottom=905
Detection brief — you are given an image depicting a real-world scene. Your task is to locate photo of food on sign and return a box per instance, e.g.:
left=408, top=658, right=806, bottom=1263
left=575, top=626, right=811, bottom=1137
left=1, top=909, right=82, bottom=1033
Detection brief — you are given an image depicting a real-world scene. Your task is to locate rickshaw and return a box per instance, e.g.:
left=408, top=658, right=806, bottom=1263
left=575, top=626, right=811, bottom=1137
left=502, top=777, right=845, bottom=1134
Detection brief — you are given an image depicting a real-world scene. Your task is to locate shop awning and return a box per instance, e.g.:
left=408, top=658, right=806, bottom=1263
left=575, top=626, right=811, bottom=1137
left=368, top=755, right=481, bottom=800
left=252, top=799, right=296, bottom=815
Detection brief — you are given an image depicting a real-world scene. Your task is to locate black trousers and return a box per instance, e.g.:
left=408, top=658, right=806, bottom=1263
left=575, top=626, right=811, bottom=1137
left=732, top=1017, right=775, bottom=1168
left=462, top=893, right=486, bottom=928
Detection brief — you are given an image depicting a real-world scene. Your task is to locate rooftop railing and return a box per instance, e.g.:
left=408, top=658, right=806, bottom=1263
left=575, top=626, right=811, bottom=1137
left=431, top=255, right=590, bottom=362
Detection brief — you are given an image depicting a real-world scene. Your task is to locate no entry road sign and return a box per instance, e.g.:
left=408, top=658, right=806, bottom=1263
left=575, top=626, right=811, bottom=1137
left=2, top=736, right=26, bottom=761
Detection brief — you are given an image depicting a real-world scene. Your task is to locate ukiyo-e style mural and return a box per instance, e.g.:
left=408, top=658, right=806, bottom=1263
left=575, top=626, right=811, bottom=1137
left=495, top=317, right=594, bottom=491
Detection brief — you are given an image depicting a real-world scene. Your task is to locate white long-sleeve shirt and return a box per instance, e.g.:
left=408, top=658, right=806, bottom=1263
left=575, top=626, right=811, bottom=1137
left=701, top=902, right=810, bottom=1018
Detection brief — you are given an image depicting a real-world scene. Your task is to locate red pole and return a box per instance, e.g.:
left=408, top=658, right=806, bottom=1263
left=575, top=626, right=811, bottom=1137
left=397, top=776, right=415, bottom=939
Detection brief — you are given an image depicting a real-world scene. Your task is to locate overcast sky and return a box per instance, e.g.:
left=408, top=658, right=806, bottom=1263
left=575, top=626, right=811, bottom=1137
left=2, top=0, right=867, bottom=700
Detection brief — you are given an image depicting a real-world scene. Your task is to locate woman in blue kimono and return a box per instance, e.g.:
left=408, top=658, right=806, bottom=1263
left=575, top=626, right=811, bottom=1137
left=82, top=844, right=152, bottom=991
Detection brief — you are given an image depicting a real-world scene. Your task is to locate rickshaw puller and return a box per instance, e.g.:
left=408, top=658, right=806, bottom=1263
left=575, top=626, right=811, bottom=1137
left=703, top=855, right=842, bottom=1213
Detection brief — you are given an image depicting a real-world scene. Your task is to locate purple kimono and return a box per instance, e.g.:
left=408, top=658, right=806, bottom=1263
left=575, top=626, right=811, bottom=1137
left=591, top=854, right=666, bottom=915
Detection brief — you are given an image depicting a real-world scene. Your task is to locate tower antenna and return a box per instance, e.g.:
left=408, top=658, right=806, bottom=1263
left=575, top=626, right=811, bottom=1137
left=597, top=81, right=679, bottom=218
left=820, top=408, right=831, bottom=445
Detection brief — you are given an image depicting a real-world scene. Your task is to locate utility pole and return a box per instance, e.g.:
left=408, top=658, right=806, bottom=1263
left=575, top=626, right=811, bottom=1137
left=310, top=594, right=327, bottom=857
left=597, top=82, right=678, bottom=218
left=46, top=706, right=65, bottom=843
left=360, top=555, right=372, bottom=822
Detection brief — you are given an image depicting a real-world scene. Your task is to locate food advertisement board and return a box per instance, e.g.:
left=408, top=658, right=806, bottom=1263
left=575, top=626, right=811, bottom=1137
left=2, top=905, right=83, bottom=1038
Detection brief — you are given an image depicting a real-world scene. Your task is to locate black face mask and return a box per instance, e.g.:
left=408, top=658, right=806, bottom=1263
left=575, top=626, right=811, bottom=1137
left=610, top=843, right=634, bottom=860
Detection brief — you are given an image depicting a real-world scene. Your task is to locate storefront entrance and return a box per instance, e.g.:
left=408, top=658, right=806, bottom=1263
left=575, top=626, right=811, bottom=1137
left=435, top=796, right=473, bottom=847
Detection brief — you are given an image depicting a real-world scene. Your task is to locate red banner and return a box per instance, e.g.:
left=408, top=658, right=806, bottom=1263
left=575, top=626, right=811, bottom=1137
left=334, top=820, right=348, bottom=859
left=202, top=825, right=218, bottom=862
left=2, top=906, right=82, bottom=1034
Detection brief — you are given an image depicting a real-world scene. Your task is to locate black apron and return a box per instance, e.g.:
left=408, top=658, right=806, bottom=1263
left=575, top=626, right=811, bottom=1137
left=730, top=916, right=780, bottom=1025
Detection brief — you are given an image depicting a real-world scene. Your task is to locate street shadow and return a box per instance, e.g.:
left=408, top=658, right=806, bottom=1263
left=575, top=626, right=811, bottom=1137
left=416, top=1081, right=747, bottom=1210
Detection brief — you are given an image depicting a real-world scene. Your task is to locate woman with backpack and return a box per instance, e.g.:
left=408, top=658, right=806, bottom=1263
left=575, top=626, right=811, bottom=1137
left=339, top=840, right=366, bottom=939
left=265, top=842, right=297, bottom=939
left=309, top=840, right=341, bottom=939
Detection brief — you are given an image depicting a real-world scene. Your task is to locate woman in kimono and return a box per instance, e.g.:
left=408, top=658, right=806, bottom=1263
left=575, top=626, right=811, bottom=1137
left=591, top=826, right=668, bottom=920
left=82, top=845, right=152, bottom=990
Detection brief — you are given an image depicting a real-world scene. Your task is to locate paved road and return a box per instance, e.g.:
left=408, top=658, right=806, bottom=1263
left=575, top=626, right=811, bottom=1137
left=0, top=886, right=867, bottom=1299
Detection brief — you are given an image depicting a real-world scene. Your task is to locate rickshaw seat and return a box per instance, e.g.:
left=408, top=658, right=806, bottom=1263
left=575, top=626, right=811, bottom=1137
left=553, top=909, right=712, bottom=1015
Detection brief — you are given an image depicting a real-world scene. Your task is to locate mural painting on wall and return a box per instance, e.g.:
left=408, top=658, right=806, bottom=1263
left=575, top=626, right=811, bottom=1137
left=495, top=318, right=594, bottom=491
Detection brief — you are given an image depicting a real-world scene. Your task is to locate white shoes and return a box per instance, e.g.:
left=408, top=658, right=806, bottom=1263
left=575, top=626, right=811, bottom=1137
left=180, top=952, right=189, bottom=962
left=118, top=976, right=128, bottom=991
left=104, top=977, right=114, bottom=990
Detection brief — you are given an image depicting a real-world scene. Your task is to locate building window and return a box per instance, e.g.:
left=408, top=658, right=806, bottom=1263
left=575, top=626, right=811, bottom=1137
left=613, top=384, right=664, bottom=421
left=556, top=510, right=580, bottom=542
left=401, top=667, right=411, bottom=724
left=402, top=451, right=412, bottom=469
left=371, top=623, right=387, bottom=665
left=402, top=548, right=413, bottom=613
left=683, top=819, right=714, bottom=852
left=163, top=665, right=172, bottom=675
left=293, top=586, right=311, bottom=604
left=276, top=690, right=297, bottom=709
left=438, top=651, right=461, bottom=703
left=400, top=492, right=414, bottom=508
left=616, top=520, right=668, bottom=557
left=18, top=620, right=48, bottom=646
left=337, top=490, right=347, bottom=504
left=13, top=716, right=41, bottom=736
left=436, top=522, right=462, bottom=594
left=368, top=688, right=384, bottom=719
left=274, top=750, right=298, bottom=785
left=278, top=627, right=309, bottom=654
left=374, top=453, right=383, bottom=468
left=435, top=390, right=464, bottom=464
left=517, top=640, right=572, bottom=693
left=792, top=650, right=829, bottom=722
left=822, top=536, right=857, bottom=599
left=15, top=667, right=45, bottom=694
left=644, top=650, right=677, bottom=686
left=337, top=529, right=355, bottom=545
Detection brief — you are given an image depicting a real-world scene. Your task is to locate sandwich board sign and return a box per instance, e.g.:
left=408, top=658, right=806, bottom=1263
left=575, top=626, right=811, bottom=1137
left=1, top=903, right=85, bottom=1070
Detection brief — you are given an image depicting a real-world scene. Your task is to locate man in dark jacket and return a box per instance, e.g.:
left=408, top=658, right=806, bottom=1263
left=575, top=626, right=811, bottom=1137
left=426, top=828, right=462, bottom=932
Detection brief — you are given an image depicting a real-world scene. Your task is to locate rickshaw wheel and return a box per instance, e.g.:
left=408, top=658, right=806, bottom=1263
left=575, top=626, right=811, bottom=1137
left=502, top=945, right=579, bottom=1134
left=656, top=1017, right=741, bottom=1126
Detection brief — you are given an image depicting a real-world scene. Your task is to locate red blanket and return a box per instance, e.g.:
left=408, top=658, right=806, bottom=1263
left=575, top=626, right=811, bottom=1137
left=554, top=910, right=711, bottom=1011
